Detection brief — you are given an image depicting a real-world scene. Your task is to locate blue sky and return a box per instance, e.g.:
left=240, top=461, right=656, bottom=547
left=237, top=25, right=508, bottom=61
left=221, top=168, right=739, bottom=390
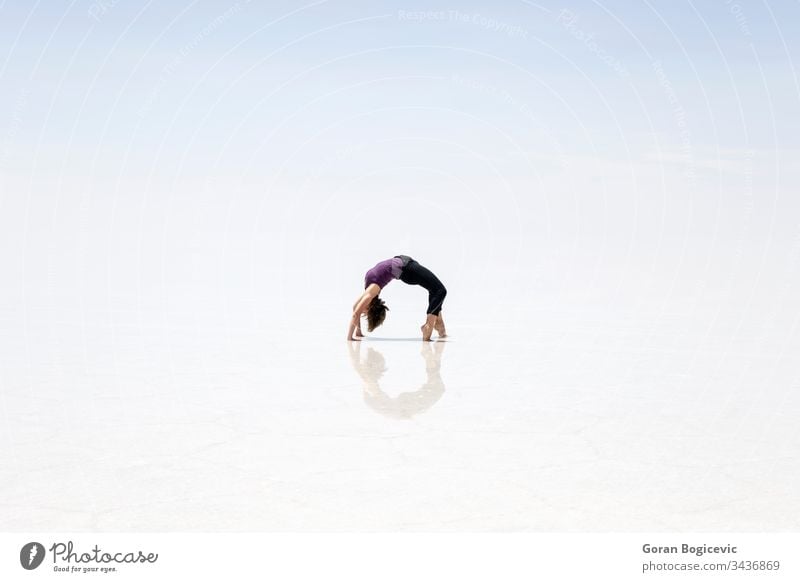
left=1, top=0, right=798, bottom=155
left=1, top=1, right=799, bottom=298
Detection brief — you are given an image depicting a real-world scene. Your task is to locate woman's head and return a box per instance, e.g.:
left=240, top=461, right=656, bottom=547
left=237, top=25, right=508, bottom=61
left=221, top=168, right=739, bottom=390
left=366, top=296, right=389, bottom=331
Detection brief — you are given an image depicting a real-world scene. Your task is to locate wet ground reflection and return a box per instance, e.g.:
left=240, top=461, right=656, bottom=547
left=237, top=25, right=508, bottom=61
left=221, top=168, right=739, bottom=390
left=347, top=341, right=446, bottom=419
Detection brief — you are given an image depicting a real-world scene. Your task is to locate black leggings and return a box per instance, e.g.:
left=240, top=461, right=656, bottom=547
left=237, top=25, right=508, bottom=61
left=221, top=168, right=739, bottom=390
left=394, top=255, right=447, bottom=316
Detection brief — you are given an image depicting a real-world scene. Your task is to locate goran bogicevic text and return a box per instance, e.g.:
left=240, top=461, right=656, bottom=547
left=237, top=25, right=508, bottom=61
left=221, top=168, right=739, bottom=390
left=643, top=543, right=737, bottom=557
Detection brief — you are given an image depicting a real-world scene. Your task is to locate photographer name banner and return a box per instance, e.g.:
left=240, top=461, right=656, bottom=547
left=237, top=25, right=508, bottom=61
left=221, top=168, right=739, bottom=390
left=1, top=533, right=797, bottom=581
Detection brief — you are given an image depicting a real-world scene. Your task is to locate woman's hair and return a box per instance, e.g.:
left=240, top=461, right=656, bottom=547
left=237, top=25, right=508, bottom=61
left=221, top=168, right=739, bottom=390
left=366, top=296, right=389, bottom=332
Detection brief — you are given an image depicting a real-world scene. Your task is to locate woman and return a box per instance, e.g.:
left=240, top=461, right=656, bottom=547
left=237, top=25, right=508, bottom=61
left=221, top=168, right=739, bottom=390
left=347, top=255, right=447, bottom=341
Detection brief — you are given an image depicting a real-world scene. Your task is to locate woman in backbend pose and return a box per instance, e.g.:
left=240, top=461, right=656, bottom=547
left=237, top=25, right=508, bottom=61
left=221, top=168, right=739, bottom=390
left=347, top=255, right=447, bottom=341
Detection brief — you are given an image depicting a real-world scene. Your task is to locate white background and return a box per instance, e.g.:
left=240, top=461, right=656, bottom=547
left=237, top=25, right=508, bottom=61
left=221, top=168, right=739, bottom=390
left=1, top=1, right=798, bottom=532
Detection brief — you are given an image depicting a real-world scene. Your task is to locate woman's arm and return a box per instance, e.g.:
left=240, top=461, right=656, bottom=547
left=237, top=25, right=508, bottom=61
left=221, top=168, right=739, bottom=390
left=350, top=296, right=363, bottom=336
left=346, top=312, right=361, bottom=341
left=346, top=286, right=379, bottom=341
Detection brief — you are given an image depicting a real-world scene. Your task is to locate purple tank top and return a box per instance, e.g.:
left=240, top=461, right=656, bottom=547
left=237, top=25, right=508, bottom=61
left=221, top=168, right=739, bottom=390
left=365, top=257, right=403, bottom=289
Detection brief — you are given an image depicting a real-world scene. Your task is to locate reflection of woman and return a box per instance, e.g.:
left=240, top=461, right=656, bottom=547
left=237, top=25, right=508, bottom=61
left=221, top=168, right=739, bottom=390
left=347, top=255, right=447, bottom=341
left=347, top=342, right=446, bottom=419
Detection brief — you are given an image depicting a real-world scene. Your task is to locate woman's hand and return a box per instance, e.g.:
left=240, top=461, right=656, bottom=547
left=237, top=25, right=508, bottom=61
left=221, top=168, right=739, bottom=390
left=347, top=310, right=362, bottom=341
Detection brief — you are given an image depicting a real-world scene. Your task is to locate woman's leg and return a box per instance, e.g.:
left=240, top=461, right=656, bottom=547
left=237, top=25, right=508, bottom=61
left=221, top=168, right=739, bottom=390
left=400, top=260, right=447, bottom=340
left=427, top=284, right=447, bottom=317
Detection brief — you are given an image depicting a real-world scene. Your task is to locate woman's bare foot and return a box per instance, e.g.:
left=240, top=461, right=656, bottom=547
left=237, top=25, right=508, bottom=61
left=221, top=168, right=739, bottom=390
left=434, top=314, right=447, bottom=338
left=420, top=323, right=434, bottom=341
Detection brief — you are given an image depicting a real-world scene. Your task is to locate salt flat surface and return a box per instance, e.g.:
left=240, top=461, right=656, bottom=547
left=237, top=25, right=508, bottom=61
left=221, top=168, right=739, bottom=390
left=2, top=292, right=798, bottom=531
